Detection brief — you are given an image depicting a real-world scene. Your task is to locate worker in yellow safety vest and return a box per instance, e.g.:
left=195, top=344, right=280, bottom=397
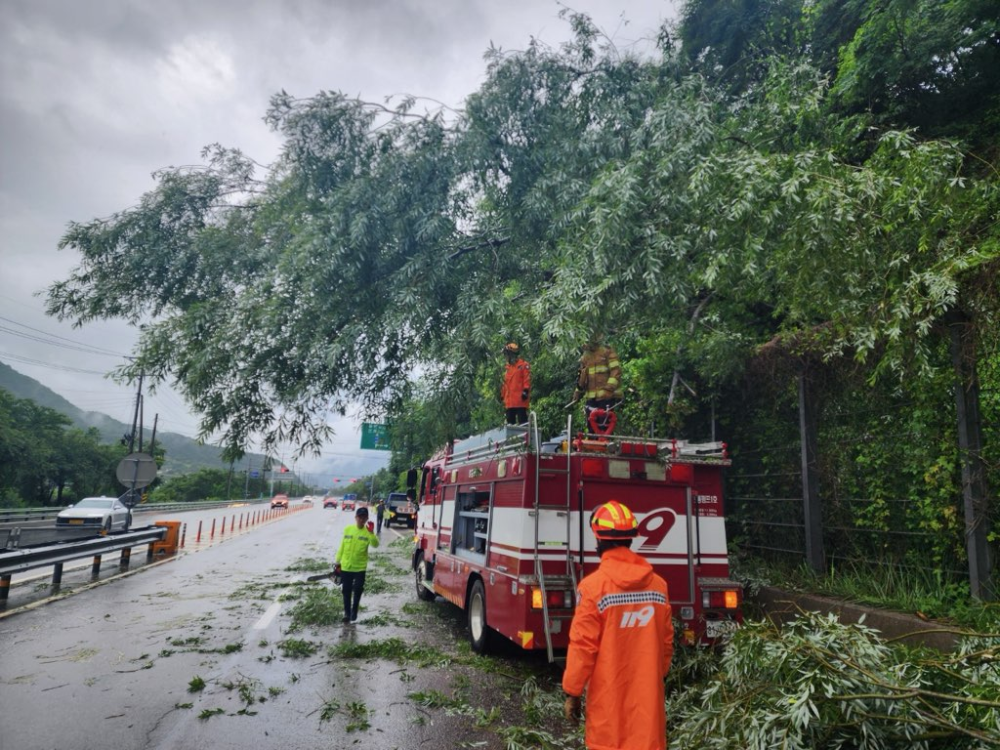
left=574, top=338, right=623, bottom=431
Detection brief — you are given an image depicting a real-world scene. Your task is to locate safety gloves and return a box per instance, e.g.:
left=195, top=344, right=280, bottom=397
left=563, top=694, right=582, bottom=724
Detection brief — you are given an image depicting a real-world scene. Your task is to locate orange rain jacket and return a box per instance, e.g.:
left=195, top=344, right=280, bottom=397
left=562, top=546, right=674, bottom=750
left=501, top=358, right=531, bottom=409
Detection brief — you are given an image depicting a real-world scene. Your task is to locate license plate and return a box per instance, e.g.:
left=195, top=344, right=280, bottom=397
left=69, top=519, right=84, bottom=525
left=705, top=618, right=738, bottom=639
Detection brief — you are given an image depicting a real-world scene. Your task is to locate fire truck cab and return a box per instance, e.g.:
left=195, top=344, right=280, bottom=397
left=411, top=415, right=741, bottom=661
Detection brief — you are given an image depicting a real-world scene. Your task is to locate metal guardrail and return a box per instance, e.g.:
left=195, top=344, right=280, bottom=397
left=0, top=527, right=167, bottom=578
left=0, top=499, right=272, bottom=524
left=0, top=526, right=170, bottom=605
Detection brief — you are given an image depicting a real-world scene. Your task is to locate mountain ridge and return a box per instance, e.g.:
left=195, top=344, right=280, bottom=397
left=0, top=361, right=267, bottom=477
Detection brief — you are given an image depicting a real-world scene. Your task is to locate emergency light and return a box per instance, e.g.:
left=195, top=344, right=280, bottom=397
left=702, top=590, right=740, bottom=609
left=531, top=587, right=574, bottom=610
left=617, top=441, right=658, bottom=458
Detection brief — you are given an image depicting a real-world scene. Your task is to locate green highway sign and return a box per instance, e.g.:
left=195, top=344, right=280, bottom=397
left=360, top=422, right=390, bottom=450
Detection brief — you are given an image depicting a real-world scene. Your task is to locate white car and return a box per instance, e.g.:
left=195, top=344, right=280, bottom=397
left=56, top=497, right=132, bottom=532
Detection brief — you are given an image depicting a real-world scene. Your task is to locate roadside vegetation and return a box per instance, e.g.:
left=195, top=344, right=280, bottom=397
left=27, top=0, right=1000, bottom=745
left=735, top=555, right=1000, bottom=633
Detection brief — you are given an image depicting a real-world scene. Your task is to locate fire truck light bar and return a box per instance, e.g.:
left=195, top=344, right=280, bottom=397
left=618, top=441, right=658, bottom=457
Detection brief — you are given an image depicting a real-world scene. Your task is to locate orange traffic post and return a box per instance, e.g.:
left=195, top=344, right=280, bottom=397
left=195, top=520, right=203, bottom=543
left=210, top=518, right=216, bottom=540
left=151, top=521, right=182, bottom=557
left=220, top=516, right=226, bottom=536
left=180, top=523, right=187, bottom=548
left=238, top=514, right=243, bottom=531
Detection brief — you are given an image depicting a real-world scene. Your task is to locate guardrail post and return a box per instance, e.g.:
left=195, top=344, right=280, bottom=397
left=52, top=563, right=63, bottom=587
left=1, top=574, right=10, bottom=602
left=120, top=547, right=131, bottom=570
left=91, top=555, right=102, bottom=577
left=196, top=520, right=203, bottom=543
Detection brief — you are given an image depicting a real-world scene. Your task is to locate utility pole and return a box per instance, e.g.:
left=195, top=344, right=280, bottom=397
left=149, top=414, right=158, bottom=456
left=138, top=394, right=144, bottom=452
left=128, top=372, right=144, bottom=453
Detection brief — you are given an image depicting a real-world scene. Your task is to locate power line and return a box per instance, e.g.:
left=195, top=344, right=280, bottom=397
left=0, top=351, right=112, bottom=376
left=0, top=315, right=127, bottom=358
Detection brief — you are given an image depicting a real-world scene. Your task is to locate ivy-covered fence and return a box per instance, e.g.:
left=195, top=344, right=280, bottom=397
left=720, top=338, right=996, bottom=595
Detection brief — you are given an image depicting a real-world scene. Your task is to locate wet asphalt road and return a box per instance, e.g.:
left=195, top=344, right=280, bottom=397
left=0, top=504, right=571, bottom=750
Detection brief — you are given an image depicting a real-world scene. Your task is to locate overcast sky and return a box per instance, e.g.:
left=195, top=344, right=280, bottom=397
left=0, top=0, right=677, bottom=484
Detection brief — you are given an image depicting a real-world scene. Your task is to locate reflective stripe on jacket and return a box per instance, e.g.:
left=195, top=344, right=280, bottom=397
left=501, top=358, right=531, bottom=409
left=335, top=525, right=379, bottom=572
left=562, top=546, right=674, bottom=750
left=577, top=346, right=623, bottom=400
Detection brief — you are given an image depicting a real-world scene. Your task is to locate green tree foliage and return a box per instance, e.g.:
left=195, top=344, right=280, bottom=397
left=43, top=8, right=997, bottom=590
left=822, top=0, right=1000, bottom=143
left=679, top=0, right=805, bottom=90
left=148, top=467, right=232, bottom=504
left=668, top=612, right=1000, bottom=747
left=0, top=390, right=122, bottom=506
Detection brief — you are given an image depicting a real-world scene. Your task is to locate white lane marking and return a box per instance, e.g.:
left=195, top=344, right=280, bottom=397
left=252, top=513, right=346, bottom=631
left=253, top=601, right=283, bottom=630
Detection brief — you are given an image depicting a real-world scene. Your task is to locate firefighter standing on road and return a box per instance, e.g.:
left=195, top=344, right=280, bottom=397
left=501, top=342, right=531, bottom=425
left=333, top=506, right=379, bottom=624
left=563, top=500, right=674, bottom=750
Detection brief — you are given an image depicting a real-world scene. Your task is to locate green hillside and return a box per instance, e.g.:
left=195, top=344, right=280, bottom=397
left=0, top=361, right=265, bottom=477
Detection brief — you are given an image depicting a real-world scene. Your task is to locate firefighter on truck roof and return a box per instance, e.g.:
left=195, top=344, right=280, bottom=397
left=574, top=336, right=623, bottom=434
left=501, top=342, right=531, bottom=425
left=563, top=500, right=675, bottom=750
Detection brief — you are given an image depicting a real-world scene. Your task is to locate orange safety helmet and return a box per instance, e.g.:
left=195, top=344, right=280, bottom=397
left=503, top=342, right=520, bottom=354
left=589, top=500, right=638, bottom=540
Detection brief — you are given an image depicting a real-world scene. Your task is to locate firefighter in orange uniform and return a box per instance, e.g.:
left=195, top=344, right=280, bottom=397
left=501, top=342, right=531, bottom=425
left=563, top=500, right=674, bottom=750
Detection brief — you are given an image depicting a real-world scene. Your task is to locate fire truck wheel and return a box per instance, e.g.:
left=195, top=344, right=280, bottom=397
left=415, top=554, right=436, bottom=602
left=467, top=579, right=493, bottom=654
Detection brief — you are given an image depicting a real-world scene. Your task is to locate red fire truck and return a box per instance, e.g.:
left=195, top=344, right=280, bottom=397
left=410, top=415, right=742, bottom=661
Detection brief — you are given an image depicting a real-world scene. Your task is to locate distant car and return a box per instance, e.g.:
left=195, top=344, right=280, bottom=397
left=56, top=497, right=131, bottom=532
left=323, top=497, right=338, bottom=509
left=271, top=494, right=289, bottom=509
left=386, top=492, right=417, bottom=529
left=302, top=497, right=313, bottom=505
left=341, top=498, right=356, bottom=512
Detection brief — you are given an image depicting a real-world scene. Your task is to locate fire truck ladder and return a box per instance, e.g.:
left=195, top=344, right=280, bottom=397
left=530, top=413, right=577, bottom=663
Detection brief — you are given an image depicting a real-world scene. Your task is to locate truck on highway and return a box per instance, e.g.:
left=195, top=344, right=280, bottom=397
left=410, top=415, right=741, bottom=661
left=385, top=492, right=417, bottom=528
